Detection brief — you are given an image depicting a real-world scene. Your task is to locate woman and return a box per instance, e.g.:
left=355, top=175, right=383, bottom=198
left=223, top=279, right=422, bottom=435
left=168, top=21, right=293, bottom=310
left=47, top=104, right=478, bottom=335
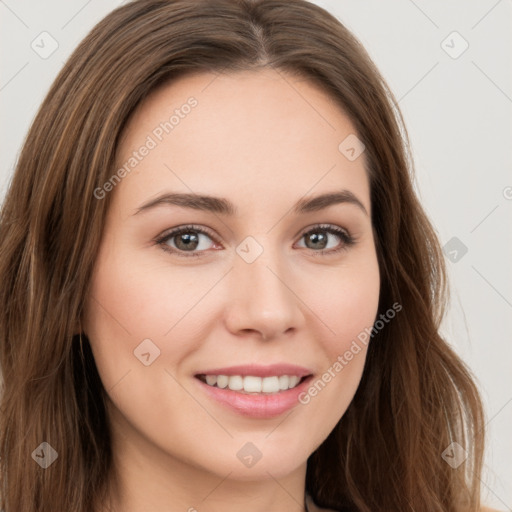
left=0, top=0, right=496, bottom=510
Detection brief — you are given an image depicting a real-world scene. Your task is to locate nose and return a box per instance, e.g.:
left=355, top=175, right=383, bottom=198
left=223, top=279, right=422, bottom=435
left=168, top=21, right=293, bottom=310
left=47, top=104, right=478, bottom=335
left=223, top=242, right=306, bottom=341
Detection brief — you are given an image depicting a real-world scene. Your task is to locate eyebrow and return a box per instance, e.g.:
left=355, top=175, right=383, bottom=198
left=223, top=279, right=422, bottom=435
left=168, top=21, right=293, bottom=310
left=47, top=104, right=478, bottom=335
left=133, top=190, right=368, bottom=217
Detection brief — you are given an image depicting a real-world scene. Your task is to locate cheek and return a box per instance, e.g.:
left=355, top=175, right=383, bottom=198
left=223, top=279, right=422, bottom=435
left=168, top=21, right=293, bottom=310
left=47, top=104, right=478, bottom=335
left=302, top=252, right=381, bottom=356
left=84, top=242, right=215, bottom=347
left=295, top=252, right=380, bottom=418
left=82, top=246, right=216, bottom=441
left=82, top=244, right=177, bottom=387
left=82, top=242, right=237, bottom=409
left=329, top=267, right=380, bottom=352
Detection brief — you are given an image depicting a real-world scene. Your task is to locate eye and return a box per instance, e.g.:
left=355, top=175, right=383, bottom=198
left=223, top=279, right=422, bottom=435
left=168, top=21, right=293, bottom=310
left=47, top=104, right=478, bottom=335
left=295, top=224, right=356, bottom=255
left=155, top=225, right=219, bottom=258
left=155, top=223, right=356, bottom=258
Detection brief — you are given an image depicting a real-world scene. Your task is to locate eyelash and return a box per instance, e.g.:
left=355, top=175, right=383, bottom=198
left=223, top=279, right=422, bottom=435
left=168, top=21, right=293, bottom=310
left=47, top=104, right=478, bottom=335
left=154, top=224, right=357, bottom=258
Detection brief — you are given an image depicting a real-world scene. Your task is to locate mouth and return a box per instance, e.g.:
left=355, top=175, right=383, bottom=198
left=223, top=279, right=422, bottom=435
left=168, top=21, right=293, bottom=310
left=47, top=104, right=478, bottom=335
left=193, top=364, right=314, bottom=418
left=195, top=374, right=309, bottom=394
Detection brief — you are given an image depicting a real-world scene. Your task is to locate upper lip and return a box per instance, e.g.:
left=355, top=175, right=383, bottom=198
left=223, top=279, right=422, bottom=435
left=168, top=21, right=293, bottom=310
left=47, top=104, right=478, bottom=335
left=195, top=364, right=313, bottom=378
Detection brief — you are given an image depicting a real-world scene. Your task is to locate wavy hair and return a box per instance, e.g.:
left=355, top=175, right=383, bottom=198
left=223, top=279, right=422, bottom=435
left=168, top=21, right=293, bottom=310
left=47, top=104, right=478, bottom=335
left=0, top=1, right=485, bottom=510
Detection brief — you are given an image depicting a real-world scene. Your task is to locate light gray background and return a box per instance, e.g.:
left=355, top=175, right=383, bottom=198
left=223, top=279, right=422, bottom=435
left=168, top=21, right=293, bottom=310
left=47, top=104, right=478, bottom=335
left=1, top=0, right=510, bottom=509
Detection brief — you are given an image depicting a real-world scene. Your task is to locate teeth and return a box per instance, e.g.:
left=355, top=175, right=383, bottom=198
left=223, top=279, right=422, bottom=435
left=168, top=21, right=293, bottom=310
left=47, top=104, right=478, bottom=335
left=201, top=374, right=304, bottom=393
left=227, top=375, right=243, bottom=391
left=288, top=375, right=300, bottom=388
left=216, top=375, right=229, bottom=389
left=244, top=376, right=262, bottom=393
left=205, top=375, right=217, bottom=386
left=262, top=376, right=280, bottom=393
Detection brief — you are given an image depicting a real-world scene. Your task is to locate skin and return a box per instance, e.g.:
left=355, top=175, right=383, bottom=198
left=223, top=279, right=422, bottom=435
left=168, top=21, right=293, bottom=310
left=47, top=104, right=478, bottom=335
left=83, top=68, right=381, bottom=512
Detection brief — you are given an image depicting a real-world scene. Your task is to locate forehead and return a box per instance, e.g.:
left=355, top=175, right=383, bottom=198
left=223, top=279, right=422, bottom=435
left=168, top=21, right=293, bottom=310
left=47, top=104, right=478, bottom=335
left=113, top=68, right=370, bottom=216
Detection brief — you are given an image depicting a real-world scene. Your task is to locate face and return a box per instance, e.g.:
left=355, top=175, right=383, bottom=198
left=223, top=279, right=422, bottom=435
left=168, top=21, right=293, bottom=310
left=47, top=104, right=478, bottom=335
left=83, top=68, right=380, bottom=482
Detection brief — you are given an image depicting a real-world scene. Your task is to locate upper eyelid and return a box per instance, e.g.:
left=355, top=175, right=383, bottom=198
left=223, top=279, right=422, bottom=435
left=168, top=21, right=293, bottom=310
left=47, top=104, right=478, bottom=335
left=156, top=224, right=219, bottom=243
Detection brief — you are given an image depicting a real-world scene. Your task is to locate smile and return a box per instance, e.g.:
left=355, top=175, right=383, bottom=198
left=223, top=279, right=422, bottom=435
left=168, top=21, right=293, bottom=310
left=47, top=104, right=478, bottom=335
left=196, top=374, right=305, bottom=394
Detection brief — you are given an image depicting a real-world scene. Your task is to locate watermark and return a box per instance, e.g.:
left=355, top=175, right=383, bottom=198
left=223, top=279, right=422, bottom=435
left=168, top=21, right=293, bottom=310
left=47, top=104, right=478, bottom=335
left=31, top=441, right=59, bottom=469
left=236, top=236, right=264, bottom=263
left=442, top=236, right=468, bottom=263
left=298, top=301, right=402, bottom=405
left=93, top=96, right=198, bottom=200
left=236, top=441, right=263, bottom=468
left=31, top=31, right=59, bottom=59
left=338, top=133, right=365, bottom=161
left=133, top=338, right=161, bottom=366
left=440, top=31, right=469, bottom=60
left=441, top=441, right=468, bottom=468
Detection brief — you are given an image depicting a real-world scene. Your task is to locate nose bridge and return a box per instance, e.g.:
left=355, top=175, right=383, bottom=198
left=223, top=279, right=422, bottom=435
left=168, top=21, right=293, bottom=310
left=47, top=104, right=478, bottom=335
left=225, top=235, right=303, bottom=338
left=236, top=236, right=290, bottom=306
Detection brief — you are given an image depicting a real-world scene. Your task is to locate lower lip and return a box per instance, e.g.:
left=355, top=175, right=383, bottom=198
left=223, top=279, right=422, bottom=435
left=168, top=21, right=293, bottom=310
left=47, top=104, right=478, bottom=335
left=195, top=376, right=313, bottom=419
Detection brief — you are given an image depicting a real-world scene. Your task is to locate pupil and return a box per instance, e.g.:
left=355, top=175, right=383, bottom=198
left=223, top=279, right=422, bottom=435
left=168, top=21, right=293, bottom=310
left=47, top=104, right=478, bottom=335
left=307, top=232, right=327, bottom=249
left=176, top=232, right=198, bottom=250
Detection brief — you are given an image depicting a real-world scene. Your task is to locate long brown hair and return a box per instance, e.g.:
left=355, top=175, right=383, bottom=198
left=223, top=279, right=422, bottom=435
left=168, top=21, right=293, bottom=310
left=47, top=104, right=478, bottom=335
left=0, top=1, right=485, bottom=510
